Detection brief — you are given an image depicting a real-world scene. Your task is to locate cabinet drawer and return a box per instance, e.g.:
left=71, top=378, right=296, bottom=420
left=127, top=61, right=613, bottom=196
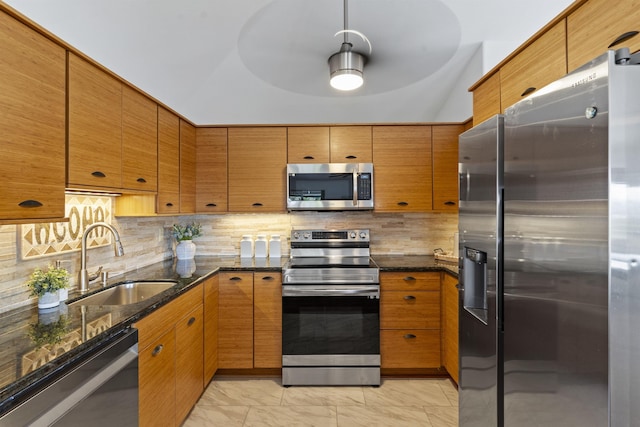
left=381, top=290, right=440, bottom=329
left=135, top=284, right=202, bottom=350
left=380, top=272, right=440, bottom=291
left=381, top=329, right=441, bottom=368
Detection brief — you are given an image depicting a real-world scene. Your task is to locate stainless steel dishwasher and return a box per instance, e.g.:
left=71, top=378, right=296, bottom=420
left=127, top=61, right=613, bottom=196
left=0, top=328, right=138, bottom=426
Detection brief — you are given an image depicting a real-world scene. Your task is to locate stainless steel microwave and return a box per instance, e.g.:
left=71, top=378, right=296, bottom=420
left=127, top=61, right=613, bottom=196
left=287, top=163, right=374, bottom=211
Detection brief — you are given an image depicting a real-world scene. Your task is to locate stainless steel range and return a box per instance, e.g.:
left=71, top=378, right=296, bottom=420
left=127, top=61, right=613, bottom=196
left=282, top=229, right=380, bottom=386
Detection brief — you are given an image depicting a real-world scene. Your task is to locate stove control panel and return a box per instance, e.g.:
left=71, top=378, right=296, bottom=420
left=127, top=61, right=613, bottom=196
left=291, top=229, right=369, bottom=242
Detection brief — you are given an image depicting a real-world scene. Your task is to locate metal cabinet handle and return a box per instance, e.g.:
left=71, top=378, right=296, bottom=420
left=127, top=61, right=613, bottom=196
left=252, top=202, right=263, bottom=207
left=403, top=295, right=416, bottom=300
left=521, top=87, right=536, bottom=97
left=403, top=334, right=417, bottom=339
left=229, top=276, right=242, bottom=281
left=136, top=177, right=147, bottom=183
left=262, top=276, right=274, bottom=281
left=206, top=203, right=217, bottom=207
left=403, top=276, right=416, bottom=281
left=91, top=171, right=106, bottom=178
left=397, top=201, right=409, bottom=206
left=609, top=30, right=639, bottom=48
left=187, top=317, right=196, bottom=326
left=444, top=201, right=456, bottom=206
left=303, top=155, right=315, bottom=160
left=166, top=202, right=174, bottom=207
left=18, top=199, right=43, bottom=208
left=345, top=155, right=357, bottom=159
left=152, top=344, right=164, bottom=356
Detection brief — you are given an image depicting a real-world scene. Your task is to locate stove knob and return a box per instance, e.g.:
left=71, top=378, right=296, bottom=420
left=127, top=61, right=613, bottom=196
left=359, top=231, right=368, bottom=239
left=349, top=231, right=357, bottom=239
left=303, top=232, right=311, bottom=239
left=293, top=231, right=300, bottom=240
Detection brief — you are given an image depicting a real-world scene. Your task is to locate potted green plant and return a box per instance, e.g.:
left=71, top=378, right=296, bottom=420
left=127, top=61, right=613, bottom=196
left=26, top=264, right=70, bottom=309
left=172, top=223, right=202, bottom=260
left=28, top=315, right=70, bottom=348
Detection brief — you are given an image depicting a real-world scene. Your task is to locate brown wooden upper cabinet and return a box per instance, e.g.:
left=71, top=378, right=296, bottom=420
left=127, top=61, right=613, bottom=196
left=196, top=128, right=228, bottom=213
left=157, top=107, right=181, bottom=214
left=567, top=0, right=640, bottom=72
left=179, top=120, right=196, bottom=214
left=68, top=52, right=123, bottom=191
left=122, top=85, right=158, bottom=192
left=287, top=127, right=330, bottom=163
left=330, top=126, right=373, bottom=162
left=373, top=126, right=432, bottom=212
left=228, top=127, right=287, bottom=212
left=500, top=21, right=567, bottom=112
left=0, top=11, right=66, bottom=221
left=432, top=125, right=463, bottom=211
left=472, top=71, right=501, bottom=126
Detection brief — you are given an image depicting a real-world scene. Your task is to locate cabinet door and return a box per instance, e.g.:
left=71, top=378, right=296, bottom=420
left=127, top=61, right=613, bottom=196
left=568, top=0, right=640, bottom=72
left=176, top=304, right=204, bottom=425
left=380, top=272, right=441, bottom=292
left=472, top=71, right=501, bottom=126
left=68, top=53, right=122, bottom=190
left=157, top=107, right=180, bottom=214
left=432, top=125, right=463, bottom=211
left=254, top=272, right=282, bottom=368
left=381, top=291, right=440, bottom=330
left=381, top=329, right=441, bottom=368
left=373, top=126, right=432, bottom=211
left=180, top=120, right=196, bottom=213
left=500, top=21, right=567, bottom=111
left=218, top=272, right=254, bottom=368
left=228, top=128, right=287, bottom=212
left=196, top=128, right=228, bottom=212
left=442, top=273, right=459, bottom=384
left=330, top=126, right=372, bottom=162
left=122, top=85, right=158, bottom=192
left=204, top=275, right=219, bottom=384
left=287, top=127, right=330, bottom=163
left=0, top=11, right=66, bottom=221
left=139, top=328, right=176, bottom=427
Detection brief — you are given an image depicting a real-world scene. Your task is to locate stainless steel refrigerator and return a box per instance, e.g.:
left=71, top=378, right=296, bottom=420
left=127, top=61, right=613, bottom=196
left=458, top=49, right=640, bottom=426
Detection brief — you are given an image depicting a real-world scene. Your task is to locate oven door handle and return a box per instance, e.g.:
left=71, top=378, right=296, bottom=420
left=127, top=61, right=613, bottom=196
left=282, top=286, right=379, bottom=297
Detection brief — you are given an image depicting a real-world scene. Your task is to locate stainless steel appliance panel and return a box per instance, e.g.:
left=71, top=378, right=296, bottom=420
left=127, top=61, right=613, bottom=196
left=458, top=114, right=504, bottom=427
left=608, top=52, right=640, bottom=426
left=502, top=54, right=610, bottom=426
left=282, top=367, right=380, bottom=386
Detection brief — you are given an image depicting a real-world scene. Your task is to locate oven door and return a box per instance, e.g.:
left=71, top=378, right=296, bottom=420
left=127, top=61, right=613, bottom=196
left=282, top=285, right=380, bottom=362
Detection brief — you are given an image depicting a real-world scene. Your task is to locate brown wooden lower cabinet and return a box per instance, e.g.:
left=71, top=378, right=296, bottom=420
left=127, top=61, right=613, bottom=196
left=381, top=329, right=441, bottom=368
left=175, top=304, right=204, bottom=425
left=138, top=328, right=176, bottom=427
left=253, top=272, right=282, bottom=368
left=218, top=272, right=254, bottom=368
left=204, top=275, right=219, bottom=385
left=442, top=273, right=459, bottom=383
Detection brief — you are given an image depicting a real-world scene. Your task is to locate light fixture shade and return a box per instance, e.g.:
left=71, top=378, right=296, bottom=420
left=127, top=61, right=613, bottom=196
left=329, top=50, right=365, bottom=91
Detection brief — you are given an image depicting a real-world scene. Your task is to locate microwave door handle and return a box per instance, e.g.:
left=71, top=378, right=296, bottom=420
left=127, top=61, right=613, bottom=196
left=353, top=165, right=358, bottom=206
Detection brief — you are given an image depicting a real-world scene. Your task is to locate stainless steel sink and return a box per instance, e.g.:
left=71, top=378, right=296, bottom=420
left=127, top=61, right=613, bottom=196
left=69, top=281, right=178, bottom=306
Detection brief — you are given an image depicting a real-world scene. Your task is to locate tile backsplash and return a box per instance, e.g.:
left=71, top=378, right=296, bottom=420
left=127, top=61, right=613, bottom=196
left=0, top=211, right=457, bottom=313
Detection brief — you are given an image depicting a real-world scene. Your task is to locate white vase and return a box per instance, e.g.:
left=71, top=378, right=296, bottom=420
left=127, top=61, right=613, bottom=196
left=176, top=240, right=196, bottom=260
left=38, top=291, right=60, bottom=309
left=176, top=259, right=196, bottom=278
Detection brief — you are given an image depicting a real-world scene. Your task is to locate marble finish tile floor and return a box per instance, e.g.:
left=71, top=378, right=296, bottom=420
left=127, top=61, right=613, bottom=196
left=183, top=377, right=458, bottom=427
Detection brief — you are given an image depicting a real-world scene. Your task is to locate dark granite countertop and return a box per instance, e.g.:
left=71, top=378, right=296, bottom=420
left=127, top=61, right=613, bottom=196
left=0, top=254, right=453, bottom=416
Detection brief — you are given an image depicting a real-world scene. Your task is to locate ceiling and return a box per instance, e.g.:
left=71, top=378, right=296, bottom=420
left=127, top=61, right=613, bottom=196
left=5, top=0, right=575, bottom=125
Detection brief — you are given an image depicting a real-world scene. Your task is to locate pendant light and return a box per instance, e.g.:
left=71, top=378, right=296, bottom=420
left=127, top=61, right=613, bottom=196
left=328, top=0, right=370, bottom=91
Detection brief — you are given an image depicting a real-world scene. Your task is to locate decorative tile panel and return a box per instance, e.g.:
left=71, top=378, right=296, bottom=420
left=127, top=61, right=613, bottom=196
left=19, top=195, right=113, bottom=260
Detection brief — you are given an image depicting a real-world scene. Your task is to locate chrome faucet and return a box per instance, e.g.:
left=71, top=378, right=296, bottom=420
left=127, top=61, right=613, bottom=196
left=79, top=222, right=125, bottom=293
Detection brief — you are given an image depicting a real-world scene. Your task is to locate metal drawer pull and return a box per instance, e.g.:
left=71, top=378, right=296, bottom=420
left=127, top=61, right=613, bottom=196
left=262, top=276, right=274, bottom=281
left=18, top=199, right=43, bottom=208
left=521, top=87, right=536, bottom=97
left=166, top=202, right=174, bottom=207
left=345, top=155, right=357, bottom=159
left=403, top=276, right=416, bottom=281
left=252, top=202, right=263, bottom=207
left=136, top=177, right=147, bottom=183
left=229, top=276, right=242, bottom=281
left=187, top=317, right=196, bottom=326
left=403, top=334, right=417, bottom=339
left=609, top=30, right=639, bottom=48
left=303, top=155, right=315, bottom=160
left=403, top=295, right=416, bottom=300
left=152, top=344, right=164, bottom=356
left=444, top=201, right=456, bottom=206
left=206, top=203, right=217, bottom=207
left=397, top=201, right=408, bottom=206
left=91, top=171, right=106, bottom=178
